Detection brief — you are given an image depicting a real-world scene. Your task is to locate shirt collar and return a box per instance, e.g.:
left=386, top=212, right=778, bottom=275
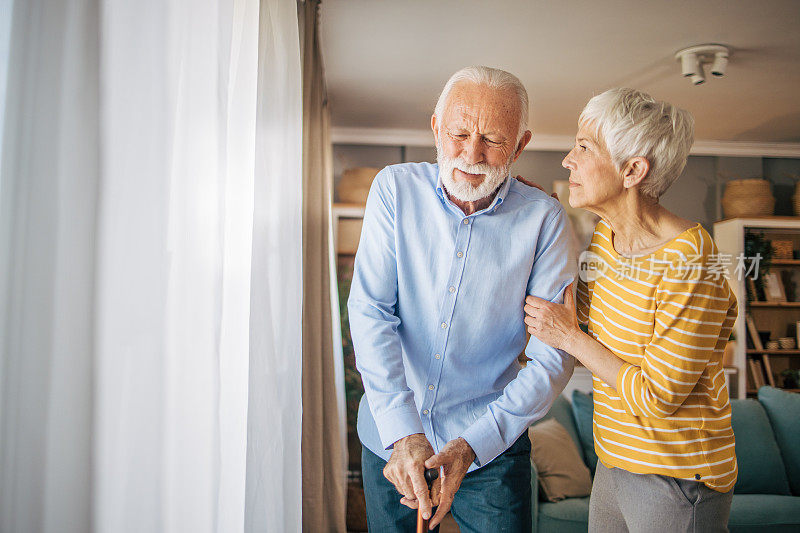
left=434, top=164, right=512, bottom=217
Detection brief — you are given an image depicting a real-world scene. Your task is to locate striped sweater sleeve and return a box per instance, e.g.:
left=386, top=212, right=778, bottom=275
left=576, top=224, right=601, bottom=325
left=615, top=252, right=733, bottom=418
left=576, top=277, right=592, bottom=325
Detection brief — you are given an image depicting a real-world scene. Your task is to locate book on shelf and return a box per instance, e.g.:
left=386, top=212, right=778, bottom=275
left=761, top=354, right=776, bottom=387
left=746, top=277, right=760, bottom=302
left=745, top=313, right=764, bottom=351
left=749, top=358, right=766, bottom=389
left=796, top=320, right=800, bottom=353
left=763, top=272, right=787, bottom=302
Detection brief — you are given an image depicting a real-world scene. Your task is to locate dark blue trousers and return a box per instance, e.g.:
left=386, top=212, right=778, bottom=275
left=361, top=433, right=532, bottom=533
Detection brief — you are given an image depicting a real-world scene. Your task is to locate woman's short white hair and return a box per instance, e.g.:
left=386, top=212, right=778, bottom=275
left=580, top=88, right=694, bottom=199
left=434, top=66, right=529, bottom=143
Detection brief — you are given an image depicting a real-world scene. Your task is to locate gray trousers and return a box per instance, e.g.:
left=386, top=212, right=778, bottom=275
left=589, top=462, right=733, bottom=533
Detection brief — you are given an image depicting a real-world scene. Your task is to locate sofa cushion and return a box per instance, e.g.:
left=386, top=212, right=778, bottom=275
left=529, top=418, right=592, bottom=502
left=538, top=394, right=582, bottom=458
left=728, top=494, right=800, bottom=532
left=571, top=390, right=598, bottom=473
left=731, top=399, right=791, bottom=495
left=759, top=386, right=800, bottom=496
left=538, top=497, right=590, bottom=533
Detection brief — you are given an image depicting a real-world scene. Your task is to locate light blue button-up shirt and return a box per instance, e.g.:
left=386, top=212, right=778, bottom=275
left=348, top=162, right=575, bottom=470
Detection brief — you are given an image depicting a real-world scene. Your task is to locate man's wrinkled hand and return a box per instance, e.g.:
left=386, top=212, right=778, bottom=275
left=383, top=433, right=437, bottom=520
left=423, top=437, right=476, bottom=529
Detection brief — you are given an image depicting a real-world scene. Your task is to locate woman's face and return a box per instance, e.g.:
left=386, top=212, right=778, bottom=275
left=561, top=122, right=624, bottom=210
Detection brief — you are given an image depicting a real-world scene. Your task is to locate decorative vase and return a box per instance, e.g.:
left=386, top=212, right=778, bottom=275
left=721, top=178, right=774, bottom=218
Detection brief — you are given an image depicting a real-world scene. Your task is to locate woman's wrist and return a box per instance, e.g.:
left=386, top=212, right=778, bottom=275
left=561, top=328, right=625, bottom=389
left=560, top=326, right=586, bottom=355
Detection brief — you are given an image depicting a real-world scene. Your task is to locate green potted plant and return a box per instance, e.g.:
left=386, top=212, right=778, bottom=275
left=745, top=231, right=773, bottom=298
left=780, top=368, right=800, bottom=389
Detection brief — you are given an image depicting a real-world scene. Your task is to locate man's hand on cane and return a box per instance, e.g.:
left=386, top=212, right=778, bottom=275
left=423, top=437, right=475, bottom=529
left=384, top=433, right=440, bottom=521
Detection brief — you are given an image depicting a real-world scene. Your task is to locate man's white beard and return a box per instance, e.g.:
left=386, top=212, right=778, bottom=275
left=436, top=143, right=513, bottom=202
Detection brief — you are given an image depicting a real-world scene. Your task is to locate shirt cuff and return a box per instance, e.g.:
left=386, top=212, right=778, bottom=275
left=616, top=362, right=635, bottom=410
left=460, top=413, right=506, bottom=467
left=373, top=404, right=425, bottom=450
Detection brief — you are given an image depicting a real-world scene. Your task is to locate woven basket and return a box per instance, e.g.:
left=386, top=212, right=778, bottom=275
left=773, top=239, right=794, bottom=259
left=337, top=167, right=381, bottom=204
left=722, top=178, right=774, bottom=218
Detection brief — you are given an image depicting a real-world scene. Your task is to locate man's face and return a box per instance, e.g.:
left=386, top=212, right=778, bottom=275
left=433, top=83, right=524, bottom=202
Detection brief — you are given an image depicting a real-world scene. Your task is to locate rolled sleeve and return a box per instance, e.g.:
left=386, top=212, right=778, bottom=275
left=615, top=362, right=638, bottom=410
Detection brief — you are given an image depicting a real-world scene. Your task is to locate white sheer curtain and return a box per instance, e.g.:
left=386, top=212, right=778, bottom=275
left=0, top=1, right=99, bottom=531
left=0, top=0, right=303, bottom=532
left=246, top=0, right=303, bottom=529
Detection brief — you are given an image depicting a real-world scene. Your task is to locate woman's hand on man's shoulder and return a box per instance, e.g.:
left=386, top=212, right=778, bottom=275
left=514, top=175, right=559, bottom=200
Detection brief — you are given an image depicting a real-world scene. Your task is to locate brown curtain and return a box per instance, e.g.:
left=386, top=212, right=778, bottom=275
left=300, top=1, right=347, bottom=531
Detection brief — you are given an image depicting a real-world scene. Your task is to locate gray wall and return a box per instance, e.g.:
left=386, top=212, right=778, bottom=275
left=333, top=143, right=800, bottom=233
left=764, top=158, right=800, bottom=216
left=660, top=156, right=717, bottom=231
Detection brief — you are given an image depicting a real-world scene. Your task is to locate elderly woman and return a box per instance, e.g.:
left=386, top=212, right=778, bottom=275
left=523, top=88, right=737, bottom=532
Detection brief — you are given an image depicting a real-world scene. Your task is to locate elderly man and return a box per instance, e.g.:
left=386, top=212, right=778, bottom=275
left=348, top=66, right=575, bottom=531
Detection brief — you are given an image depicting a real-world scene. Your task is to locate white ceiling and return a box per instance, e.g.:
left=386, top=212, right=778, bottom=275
left=320, top=0, right=800, bottom=144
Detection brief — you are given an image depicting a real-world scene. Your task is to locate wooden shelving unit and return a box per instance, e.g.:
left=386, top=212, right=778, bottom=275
left=330, top=203, right=367, bottom=494
left=332, top=203, right=365, bottom=256
left=714, top=217, right=800, bottom=398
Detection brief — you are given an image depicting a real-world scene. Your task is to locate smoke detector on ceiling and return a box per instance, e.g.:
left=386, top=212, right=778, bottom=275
left=674, top=44, right=730, bottom=86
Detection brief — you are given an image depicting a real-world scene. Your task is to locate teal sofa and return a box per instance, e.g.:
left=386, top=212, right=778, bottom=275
left=530, top=387, right=800, bottom=532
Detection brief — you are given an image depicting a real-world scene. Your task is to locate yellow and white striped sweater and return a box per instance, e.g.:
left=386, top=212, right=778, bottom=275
left=577, top=219, right=738, bottom=492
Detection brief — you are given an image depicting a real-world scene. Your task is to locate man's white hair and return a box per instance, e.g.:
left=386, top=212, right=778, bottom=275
left=579, top=88, right=695, bottom=199
left=434, top=66, right=529, bottom=143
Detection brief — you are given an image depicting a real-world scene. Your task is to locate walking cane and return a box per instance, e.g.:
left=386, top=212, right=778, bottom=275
left=416, top=468, right=439, bottom=533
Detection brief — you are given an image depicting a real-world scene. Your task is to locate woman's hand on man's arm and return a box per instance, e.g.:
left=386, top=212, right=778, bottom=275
left=524, top=281, right=580, bottom=350
left=524, top=281, right=624, bottom=390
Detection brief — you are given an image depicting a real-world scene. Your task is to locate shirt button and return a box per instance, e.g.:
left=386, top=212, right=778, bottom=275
left=448, top=286, right=455, bottom=293
left=422, top=409, right=429, bottom=415
left=428, top=384, right=435, bottom=390
left=456, top=251, right=463, bottom=258
left=695, top=474, right=701, bottom=480
left=434, top=353, right=441, bottom=359
left=463, top=219, right=469, bottom=225
left=441, top=322, right=447, bottom=329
